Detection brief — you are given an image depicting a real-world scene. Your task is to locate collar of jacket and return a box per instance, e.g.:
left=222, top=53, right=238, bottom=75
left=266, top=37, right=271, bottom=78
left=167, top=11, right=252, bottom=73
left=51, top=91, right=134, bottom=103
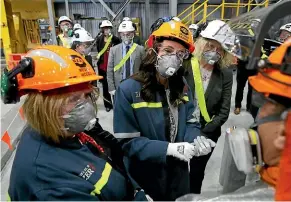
left=30, top=129, right=83, bottom=149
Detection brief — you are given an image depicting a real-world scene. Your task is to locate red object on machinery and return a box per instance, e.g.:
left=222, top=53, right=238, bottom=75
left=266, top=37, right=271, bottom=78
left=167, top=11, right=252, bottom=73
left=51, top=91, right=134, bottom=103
left=7, top=54, right=25, bottom=70
left=275, top=111, right=291, bottom=201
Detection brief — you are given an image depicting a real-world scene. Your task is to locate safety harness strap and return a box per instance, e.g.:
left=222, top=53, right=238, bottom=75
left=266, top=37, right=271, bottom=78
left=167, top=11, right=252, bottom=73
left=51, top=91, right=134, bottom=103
left=114, top=43, right=138, bottom=72
left=191, top=57, right=211, bottom=123
left=97, top=35, right=113, bottom=59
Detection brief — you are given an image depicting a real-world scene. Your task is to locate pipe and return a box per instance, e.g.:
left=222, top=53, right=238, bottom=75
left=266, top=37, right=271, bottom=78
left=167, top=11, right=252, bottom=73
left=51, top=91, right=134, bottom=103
left=65, top=0, right=70, bottom=17
left=90, top=0, right=116, bottom=18
left=111, top=0, right=132, bottom=22
left=46, top=0, right=57, bottom=45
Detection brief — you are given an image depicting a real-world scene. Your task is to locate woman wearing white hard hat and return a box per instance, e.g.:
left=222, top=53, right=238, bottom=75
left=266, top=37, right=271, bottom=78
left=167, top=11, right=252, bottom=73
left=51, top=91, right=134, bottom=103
left=96, top=20, right=121, bottom=112
left=183, top=19, right=236, bottom=194
left=107, top=20, right=144, bottom=101
left=57, top=16, right=74, bottom=48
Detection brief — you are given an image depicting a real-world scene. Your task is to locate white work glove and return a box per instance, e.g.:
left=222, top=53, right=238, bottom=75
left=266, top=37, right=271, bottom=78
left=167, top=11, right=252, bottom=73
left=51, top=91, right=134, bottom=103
left=192, top=136, right=216, bottom=156
left=109, top=90, right=116, bottom=95
left=167, top=142, right=196, bottom=162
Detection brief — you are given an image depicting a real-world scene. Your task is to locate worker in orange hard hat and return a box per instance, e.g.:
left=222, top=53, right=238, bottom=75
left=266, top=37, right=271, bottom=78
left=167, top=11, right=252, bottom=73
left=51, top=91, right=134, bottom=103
left=2, top=46, right=150, bottom=201
left=113, top=20, right=214, bottom=200
left=177, top=38, right=291, bottom=201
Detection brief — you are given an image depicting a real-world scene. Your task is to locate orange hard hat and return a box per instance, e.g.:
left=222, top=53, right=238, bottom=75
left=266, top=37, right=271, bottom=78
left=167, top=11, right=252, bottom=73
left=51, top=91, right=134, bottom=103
left=249, top=38, right=291, bottom=100
left=147, top=20, right=195, bottom=53
left=17, top=45, right=102, bottom=92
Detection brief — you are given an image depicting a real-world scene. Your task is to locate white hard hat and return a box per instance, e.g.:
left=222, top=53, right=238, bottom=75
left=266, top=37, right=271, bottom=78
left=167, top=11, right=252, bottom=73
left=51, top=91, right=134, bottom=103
left=100, top=20, right=113, bottom=28
left=280, top=23, right=291, bottom=33
left=118, top=21, right=135, bottom=32
left=189, top=24, right=199, bottom=30
left=73, top=23, right=82, bottom=30
left=200, top=20, right=241, bottom=58
left=58, top=16, right=72, bottom=25
left=72, top=29, right=94, bottom=43
left=123, top=17, right=132, bottom=21
left=200, top=20, right=229, bottom=40
left=172, top=16, right=181, bottom=21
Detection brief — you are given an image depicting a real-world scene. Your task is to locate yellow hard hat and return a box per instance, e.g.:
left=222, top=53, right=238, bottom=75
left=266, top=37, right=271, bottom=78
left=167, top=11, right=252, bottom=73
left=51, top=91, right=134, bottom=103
left=148, top=20, right=195, bottom=53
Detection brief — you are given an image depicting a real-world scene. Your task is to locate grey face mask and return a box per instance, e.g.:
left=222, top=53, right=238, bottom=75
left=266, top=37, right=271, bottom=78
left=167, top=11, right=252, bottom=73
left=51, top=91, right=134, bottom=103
left=202, top=51, right=221, bottom=65
left=155, top=54, right=182, bottom=78
left=63, top=100, right=97, bottom=135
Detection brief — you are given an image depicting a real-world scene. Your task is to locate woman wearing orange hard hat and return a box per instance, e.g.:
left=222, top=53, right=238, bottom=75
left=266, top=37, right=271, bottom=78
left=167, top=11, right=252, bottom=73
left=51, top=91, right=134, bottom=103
left=2, top=46, right=150, bottom=201
left=113, top=20, right=214, bottom=200
left=177, top=38, right=291, bottom=201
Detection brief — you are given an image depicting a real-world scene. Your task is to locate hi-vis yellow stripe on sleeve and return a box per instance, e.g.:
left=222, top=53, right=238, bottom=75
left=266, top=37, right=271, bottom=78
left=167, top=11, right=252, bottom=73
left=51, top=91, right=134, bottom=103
left=131, top=102, right=162, bottom=109
left=7, top=193, right=11, bottom=202
left=91, top=163, right=112, bottom=196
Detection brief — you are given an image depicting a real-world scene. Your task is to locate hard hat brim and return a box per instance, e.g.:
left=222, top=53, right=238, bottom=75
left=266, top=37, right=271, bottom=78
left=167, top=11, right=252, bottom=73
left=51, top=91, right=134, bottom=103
left=19, top=75, right=103, bottom=92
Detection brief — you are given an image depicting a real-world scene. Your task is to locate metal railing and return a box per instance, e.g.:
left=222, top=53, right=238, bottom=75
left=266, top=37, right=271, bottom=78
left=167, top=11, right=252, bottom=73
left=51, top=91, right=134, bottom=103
left=178, top=0, right=269, bottom=25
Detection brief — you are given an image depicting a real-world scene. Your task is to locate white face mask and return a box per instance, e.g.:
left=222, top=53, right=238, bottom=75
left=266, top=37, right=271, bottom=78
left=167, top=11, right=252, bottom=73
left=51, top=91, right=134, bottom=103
left=155, top=54, right=182, bottom=78
left=63, top=100, right=97, bottom=135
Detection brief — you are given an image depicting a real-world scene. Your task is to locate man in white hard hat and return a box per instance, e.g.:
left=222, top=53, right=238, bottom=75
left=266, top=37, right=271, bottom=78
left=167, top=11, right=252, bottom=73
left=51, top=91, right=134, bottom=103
left=107, top=20, right=145, bottom=101
left=57, top=16, right=74, bottom=48
left=277, top=23, right=291, bottom=42
left=96, top=20, right=121, bottom=112
left=122, top=17, right=141, bottom=45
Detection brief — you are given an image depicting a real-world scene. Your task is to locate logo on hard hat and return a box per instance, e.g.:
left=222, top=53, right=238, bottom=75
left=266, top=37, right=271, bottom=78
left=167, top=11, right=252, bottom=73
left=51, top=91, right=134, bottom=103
left=71, top=55, right=86, bottom=68
left=180, top=26, right=189, bottom=35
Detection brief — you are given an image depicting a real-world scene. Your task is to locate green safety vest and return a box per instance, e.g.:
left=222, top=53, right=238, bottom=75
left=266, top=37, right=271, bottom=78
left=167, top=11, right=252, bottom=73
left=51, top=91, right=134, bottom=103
left=114, top=43, right=138, bottom=72
left=97, top=35, right=113, bottom=59
left=191, top=57, right=212, bottom=123
left=58, top=34, right=71, bottom=48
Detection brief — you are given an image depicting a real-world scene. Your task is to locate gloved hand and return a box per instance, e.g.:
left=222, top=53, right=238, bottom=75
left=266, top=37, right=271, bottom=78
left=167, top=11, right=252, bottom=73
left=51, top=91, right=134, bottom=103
left=109, top=90, right=116, bottom=95
left=167, top=142, right=196, bottom=162
left=192, top=136, right=216, bottom=156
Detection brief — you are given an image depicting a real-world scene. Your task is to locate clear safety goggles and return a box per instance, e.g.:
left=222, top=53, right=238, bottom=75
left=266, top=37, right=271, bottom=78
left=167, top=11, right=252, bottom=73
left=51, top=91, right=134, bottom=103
left=158, top=45, right=190, bottom=60
left=60, top=22, right=72, bottom=28
left=64, top=85, right=99, bottom=112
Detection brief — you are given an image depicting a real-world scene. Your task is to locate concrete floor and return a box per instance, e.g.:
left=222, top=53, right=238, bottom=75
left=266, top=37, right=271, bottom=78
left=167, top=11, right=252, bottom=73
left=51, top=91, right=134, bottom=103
left=0, top=72, right=254, bottom=200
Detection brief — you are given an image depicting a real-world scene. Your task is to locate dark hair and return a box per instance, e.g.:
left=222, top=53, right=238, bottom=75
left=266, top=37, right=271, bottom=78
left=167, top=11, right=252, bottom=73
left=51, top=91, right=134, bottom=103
left=132, top=38, right=186, bottom=107
left=70, top=41, right=81, bottom=50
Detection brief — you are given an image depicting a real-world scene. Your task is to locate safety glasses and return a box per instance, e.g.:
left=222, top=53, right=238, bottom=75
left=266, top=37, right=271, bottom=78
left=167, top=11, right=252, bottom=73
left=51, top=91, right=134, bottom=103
left=158, top=46, right=190, bottom=60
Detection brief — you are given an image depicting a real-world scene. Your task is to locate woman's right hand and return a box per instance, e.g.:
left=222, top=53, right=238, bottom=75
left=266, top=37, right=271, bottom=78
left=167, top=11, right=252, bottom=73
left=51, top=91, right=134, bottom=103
left=166, top=142, right=196, bottom=162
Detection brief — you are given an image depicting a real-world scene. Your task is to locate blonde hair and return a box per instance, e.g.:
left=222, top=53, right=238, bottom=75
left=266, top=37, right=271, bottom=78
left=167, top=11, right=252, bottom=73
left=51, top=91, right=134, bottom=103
left=23, top=92, right=70, bottom=143
left=193, top=37, right=235, bottom=68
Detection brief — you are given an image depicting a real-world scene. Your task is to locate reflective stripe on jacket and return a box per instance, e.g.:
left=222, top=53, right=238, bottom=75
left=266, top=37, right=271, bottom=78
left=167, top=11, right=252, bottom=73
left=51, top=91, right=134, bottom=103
left=8, top=127, right=139, bottom=201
